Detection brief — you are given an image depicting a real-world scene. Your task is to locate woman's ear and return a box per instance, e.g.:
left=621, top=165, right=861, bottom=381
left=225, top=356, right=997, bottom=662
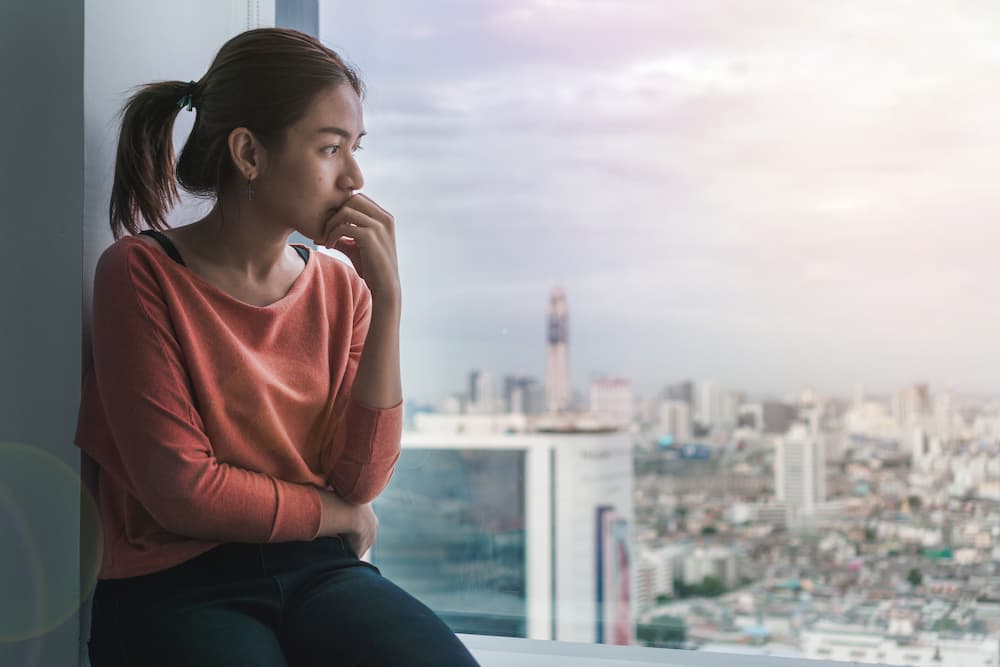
left=227, top=126, right=267, bottom=180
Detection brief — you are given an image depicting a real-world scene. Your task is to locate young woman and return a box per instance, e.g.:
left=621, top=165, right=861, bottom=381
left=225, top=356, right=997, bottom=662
left=75, top=27, right=481, bottom=667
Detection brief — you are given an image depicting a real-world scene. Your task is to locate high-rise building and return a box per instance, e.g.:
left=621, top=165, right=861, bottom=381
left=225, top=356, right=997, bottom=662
left=523, top=381, right=548, bottom=416
left=762, top=400, right=798, bottom=435
left=662, top=380, right=694, bottom=404
left=682, top=546, right=738, bottom=588
left=693, top=380, right=716, bottom=430
left=545, top=287, right=571, bottom=414
left=657, top=400, right=691, bottom=444
left=933, top=390, right=956, bottom=441
left=467, top=369, right=496, bottom=414
left=504, top=373, right=546, bottom=416
left=774, top=422, right=826, bottom=524
left=910, top=424, right=941, bottom=471
left=894, top=383, right=931, bottom=433
left=370, top=429, right=635, bottom=644
left=692, top=381, right=740, bottom=433
left=468, top=369, right=483, bottom=405
left=635, top=545, right=687, bottom=612
left=589, top=377, right=633, bottom=428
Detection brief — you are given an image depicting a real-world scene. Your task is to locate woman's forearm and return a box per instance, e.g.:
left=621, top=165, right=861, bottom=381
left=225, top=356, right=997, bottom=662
left=351, top=298, right=402, bottom=409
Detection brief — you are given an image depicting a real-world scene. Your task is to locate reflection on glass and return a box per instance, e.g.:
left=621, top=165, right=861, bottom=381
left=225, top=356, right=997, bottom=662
left=371, top=449, right=527, bottom=637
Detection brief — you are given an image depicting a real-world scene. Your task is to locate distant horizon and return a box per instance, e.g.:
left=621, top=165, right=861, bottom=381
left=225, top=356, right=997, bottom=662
left=401, top=370, right=1000, bottom=408
left=319, top=1, right=1000, bottom=403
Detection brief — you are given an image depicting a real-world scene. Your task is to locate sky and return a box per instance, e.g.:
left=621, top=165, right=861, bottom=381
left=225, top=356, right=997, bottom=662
left=317, top=0, right=1000, bottom=403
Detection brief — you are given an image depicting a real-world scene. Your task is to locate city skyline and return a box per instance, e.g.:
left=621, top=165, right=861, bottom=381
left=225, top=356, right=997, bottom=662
left=319, top=0, right=1000, bottom=401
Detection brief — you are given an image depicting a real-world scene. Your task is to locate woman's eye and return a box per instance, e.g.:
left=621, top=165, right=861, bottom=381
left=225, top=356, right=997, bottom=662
left=326, top=145, right=365, bottom=155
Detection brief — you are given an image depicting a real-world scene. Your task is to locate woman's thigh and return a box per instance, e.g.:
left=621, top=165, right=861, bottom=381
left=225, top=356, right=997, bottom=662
left=279, top=563, right=481, bottom=667
left=89, top=578, right=289, bottom=667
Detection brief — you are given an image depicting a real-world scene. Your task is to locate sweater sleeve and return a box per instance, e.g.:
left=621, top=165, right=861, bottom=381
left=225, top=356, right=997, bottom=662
left=322, top=269, right=403, bottom=504
left=90, top=243, right=322, bottom=543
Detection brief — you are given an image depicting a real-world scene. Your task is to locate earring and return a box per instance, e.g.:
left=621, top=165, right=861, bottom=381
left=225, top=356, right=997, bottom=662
left=247, top=176, right=255, bottom=201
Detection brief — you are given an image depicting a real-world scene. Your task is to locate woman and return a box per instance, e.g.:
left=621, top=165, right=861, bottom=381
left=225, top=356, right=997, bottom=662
left=75, top=27, right=481, bottom=667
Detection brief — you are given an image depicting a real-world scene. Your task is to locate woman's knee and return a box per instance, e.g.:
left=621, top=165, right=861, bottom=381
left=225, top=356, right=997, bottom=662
left=281, top=566, right=481, bottom=667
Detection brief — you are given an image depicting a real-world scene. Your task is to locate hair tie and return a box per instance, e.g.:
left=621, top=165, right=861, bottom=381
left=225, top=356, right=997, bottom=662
left=176, top=80, right=197, bottom=111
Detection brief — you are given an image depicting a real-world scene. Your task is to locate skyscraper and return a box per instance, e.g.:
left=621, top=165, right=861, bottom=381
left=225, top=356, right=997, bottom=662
left=774, top=422, right=826, bottom=525
left=546, top=287, right=571, bottom=414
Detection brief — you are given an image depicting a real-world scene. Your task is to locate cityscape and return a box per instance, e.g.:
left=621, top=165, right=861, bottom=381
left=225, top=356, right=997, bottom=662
left=367, top=286, right=1000, bottom=667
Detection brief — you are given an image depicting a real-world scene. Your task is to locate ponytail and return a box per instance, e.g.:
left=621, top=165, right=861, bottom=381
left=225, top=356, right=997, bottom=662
left=108, top=80, right=195, bottom=240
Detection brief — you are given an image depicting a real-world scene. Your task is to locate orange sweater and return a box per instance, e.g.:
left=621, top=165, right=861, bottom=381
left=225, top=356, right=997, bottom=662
left=74, top=235, right=403, bottom=580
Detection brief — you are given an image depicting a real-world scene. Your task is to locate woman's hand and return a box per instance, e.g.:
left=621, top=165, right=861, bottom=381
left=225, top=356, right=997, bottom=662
left=312, top=193, right=400, bottom=303
left=316, top=489, right=380, bottom=558
left=341, top=502, right=379, bottom=559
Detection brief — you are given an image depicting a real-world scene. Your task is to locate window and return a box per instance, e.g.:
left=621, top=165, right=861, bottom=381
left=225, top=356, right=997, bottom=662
left=320, top=1, right=1000, bottom=664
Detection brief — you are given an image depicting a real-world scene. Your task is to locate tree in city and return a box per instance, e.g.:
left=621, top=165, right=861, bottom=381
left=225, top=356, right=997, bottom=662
left=636, top=614, right=686, bottom=648
left=906, top=567, right=923, bottom=587
left=932, top=617, right=959, bottom=633
left=673, top=575, right=727, bottom=598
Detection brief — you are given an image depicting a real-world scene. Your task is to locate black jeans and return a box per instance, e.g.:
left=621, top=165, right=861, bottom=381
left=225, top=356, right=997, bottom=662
left=87, top=536, right=482, bottom=666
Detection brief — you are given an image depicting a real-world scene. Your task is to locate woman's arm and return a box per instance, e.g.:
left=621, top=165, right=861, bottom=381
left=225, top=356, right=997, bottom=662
left=316, top=194, right=404, bottom=503
left=350, top=297, right=402, bottom=409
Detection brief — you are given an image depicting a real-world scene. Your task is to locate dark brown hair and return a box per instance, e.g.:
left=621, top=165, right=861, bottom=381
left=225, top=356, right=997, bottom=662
left=108, top=27, right=366, bottom=240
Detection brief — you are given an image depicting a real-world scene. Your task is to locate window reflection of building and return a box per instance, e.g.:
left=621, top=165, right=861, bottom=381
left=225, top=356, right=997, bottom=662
left=372, top=449, right=528, bottom=637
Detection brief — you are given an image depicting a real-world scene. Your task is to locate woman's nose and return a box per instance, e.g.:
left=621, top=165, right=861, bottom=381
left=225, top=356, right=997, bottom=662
left=339, top=160, right=363, bottom=191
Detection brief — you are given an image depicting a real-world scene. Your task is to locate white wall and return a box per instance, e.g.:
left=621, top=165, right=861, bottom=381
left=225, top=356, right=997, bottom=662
left=2, top=2, right=284, bottom=665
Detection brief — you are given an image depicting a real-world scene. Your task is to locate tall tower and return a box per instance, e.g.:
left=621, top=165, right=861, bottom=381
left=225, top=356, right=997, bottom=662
left=546, top=287, right=571, bottom=414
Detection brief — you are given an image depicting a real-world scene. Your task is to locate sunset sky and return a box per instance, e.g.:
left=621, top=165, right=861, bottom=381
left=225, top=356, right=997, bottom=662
left=318, top=0, right=1000, bottom=402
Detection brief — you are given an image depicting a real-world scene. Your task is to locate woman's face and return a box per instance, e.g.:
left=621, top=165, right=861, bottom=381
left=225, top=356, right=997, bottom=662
left=263, top=83, right=366, bottom=242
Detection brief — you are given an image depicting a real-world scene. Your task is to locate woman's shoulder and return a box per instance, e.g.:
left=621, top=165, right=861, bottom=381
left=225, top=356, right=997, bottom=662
left=99, top=233, right=150, bottom=268
left=94, top=234, right=181, bottom=299
left=102, top=231, right=162, bottom=258
left=311, top=247, right=365, bottom=286
left=131, top=232, right=162, bottom=251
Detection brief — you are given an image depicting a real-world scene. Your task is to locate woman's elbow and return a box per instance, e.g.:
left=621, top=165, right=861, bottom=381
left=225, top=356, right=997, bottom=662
left=330, top=460, right=399, bottom=505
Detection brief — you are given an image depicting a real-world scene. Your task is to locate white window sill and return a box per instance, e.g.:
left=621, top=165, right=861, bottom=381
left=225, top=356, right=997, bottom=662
left=457, top=634, right=863, bottom=667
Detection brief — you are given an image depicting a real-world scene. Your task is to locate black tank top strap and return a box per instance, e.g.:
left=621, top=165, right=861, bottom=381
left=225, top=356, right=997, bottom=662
left=138, top=229, right=309, bottom=266
left=138, top=229, right=186, bottom=266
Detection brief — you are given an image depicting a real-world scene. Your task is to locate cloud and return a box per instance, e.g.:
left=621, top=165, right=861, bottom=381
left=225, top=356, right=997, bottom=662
left=323, top=0, right=1000, bottom=399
